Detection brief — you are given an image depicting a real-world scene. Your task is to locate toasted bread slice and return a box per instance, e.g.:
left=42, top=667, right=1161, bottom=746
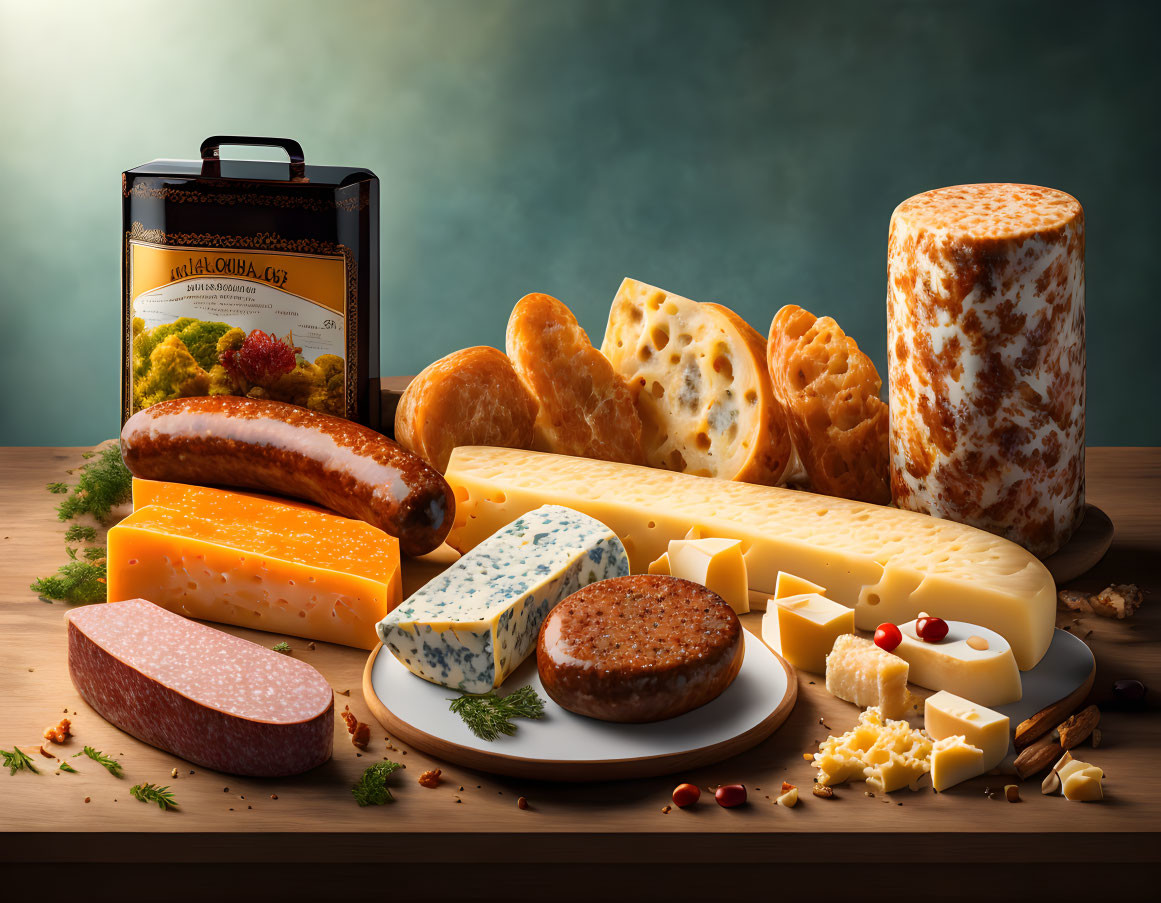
left=395, top=346, right=538, bottom=473
left=767, top=304, right=889, bottom=503
left=600, top=278, right=791, bottom=483
left=506, top=293, right=644, bottom=464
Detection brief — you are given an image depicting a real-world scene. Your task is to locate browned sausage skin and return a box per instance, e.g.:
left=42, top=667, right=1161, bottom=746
left=120, top=397, right=454, bottom=557
left=537, top=575, right=744, bottom=723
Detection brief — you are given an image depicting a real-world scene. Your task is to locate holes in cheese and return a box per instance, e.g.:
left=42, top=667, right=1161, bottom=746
left=506, top=293, right=644, bottom=464
left=394, top=346, right=538, bottom=473
left=600, top=278, right=791, bottom=483
left=107, top=488, right=401, bottom=649
left=443, top=446, right=1058, bottom=669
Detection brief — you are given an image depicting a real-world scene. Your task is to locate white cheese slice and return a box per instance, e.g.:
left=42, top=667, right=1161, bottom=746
left=376, top=504, right=628, bottom=693
left=894, top=618, right=1022, bottom=707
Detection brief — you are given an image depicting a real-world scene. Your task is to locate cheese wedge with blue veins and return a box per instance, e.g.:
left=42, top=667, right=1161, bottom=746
left=376, top=504, right=629, bottom=692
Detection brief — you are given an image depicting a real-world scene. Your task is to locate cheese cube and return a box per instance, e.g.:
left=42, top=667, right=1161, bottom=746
left=825, top=634, right=911, bottom=718
left=762, top=593, right=853, bottom=673
left=107, top=494, right=401, bottom=649
left=648, top=537, right=749, bottom=614
left=924, top=691, right=1010, bottom=771
left=774, top=571, right=827, bottom=599
left=893, top=618, right=1021, bottom=707
left=931, top=736, right=986, bottom=791
left=376, top=505, right=628, bottom=693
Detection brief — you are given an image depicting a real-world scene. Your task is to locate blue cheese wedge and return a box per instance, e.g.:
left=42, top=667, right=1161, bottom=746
left=376, top=504, right=629, bottom=692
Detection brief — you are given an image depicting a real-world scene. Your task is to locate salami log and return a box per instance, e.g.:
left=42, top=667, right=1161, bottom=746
left=887, top=183, right=1085, bottom=556
left=67, top=598, right=333, bottom=777
left=120, top=395, right=453, bottom=557
left=394, top=346, right=538, bottom=472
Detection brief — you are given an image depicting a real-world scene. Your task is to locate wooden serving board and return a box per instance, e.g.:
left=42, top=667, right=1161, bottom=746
left=363, top=629, right=797, bottom=781
left=1042, top=503, right=1114, bottom=585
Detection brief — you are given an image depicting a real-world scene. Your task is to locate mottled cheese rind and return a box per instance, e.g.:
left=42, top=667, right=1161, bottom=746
left=107, top=495, right=401, bottom=649
left=887, top=183, right=1085, bottom=557
left=894, top=618, right=1022, bottom=707
left=444, top=447, right=1056, bottom=669
left=376, top=505, right=628, bottom=693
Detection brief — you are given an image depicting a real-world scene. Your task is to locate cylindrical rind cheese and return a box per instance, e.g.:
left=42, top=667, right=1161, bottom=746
left=887, top=183, right=1085, bottom=557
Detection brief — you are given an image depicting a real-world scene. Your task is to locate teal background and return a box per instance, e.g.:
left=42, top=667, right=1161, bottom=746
left=1, top=0, right=1158, bottom=446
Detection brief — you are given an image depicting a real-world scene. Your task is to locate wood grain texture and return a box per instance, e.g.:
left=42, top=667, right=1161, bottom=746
left=1043, top=503, right=1115, bottom=584
left=1, top=447, right=1159, bottom=873
left=361, top=640, right=797, bottom=782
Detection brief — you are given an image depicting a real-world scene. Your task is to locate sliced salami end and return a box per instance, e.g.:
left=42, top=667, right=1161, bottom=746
left=67, top=598, right=333, bottom=777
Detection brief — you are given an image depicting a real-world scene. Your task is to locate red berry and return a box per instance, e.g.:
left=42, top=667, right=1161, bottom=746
left=715, top=783, right=746, bottom=808
left=874, top=622, right=902, bottom=652
left=916, top=616, right=949, bottom=643
left=672, top=783, right=700, bottom=808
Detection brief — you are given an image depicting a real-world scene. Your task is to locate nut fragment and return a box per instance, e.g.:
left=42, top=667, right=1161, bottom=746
left=43, top=718, right=71, bottom=743
left=1014, top=736, right=1063, bottom=780
left=517, top=796, right=529, bottom=810
left=776, top=786, right=799, bottom=808
left=1057, top=590, right=1094, bottom=614
left=1055, top=705, right=1100, bottom=749
left=1091, top=728, right=1102, bottom=748
left=418, top=768, right=442, bottom=788
left=1004, top=784, right=1020, bottom=803
left=966, top=636, right=989, bottom=651
left=1041, top=751, right=1074, bottom=795
left=1090, top=584, right=1143, bottom=620
left=811, top=784, right=834, bottom=799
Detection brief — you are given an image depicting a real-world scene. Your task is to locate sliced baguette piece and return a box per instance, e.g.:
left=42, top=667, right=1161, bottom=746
left=600, top=278, right=791, bottom=483
left=506, top=293, right=644, bottom=465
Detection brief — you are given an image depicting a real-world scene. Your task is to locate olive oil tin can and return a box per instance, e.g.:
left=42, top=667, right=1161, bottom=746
left=121, top=136, right=379, bottom=428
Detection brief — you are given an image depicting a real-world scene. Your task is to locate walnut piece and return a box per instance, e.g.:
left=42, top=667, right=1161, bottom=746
left=1057, top=590, right=1093, bottom=614
left=42, top=717, right=71, bottom=744
left=1090, top=584, right=1143, bottom=620
left=418, top=768, right=442, bottom=788
left=340, top=705, right=370, bottom=750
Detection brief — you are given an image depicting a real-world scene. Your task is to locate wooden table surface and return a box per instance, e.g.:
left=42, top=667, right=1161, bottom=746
left=2, top=447, right=1158, bottom=900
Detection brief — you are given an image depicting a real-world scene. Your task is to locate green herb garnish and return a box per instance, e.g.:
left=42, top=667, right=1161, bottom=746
left=47, top=482, right=69, bottom=494
left=55, top=443, right=132, bottom=523
left=352, top=759, right=403, bottom=806
left=57, top=761, right=78, bottom=774
left=448, top=686, right=546, bottom=741
left=272, top=641, right=291, bottom=654
left=74, top=746, right=122, bottom=777
left=31, top=560, right=107, bottom=605
left=64, top=524, right=98, bottom=543
left=2, top=747, right=39, bottom=775
left=130, top=782, right=178, bottom=810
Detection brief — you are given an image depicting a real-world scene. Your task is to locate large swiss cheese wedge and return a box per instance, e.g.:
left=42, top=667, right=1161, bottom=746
left=444, top=446, right=1056, bottom=669
left=600, top=278, right=791, bottom=483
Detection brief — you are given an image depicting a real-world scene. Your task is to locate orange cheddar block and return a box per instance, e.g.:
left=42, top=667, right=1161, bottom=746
left=107, top=492, right=401, bottom=650
left=132, top=477, right=324, bottom=514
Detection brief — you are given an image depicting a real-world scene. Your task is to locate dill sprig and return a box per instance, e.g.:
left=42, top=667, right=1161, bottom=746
left=55, top=443, right=132, bottom=524
left=130, top=782, right=179, bottom=810
left=352, top=759, right=403, bottom=806
left=64, top=524, right=98, bottom=543
left=73, top=745, right=123, bottom=777
left=447, top=686, right=546, bottom=741
left=2, top=747, right=40, bottom=775
left=272, top=641, right=291, bottom=654
left=31, top=559, right=107, bottom=605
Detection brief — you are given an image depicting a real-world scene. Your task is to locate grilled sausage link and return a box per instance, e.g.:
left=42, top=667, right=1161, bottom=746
left=121, top=396, right=454, bottom=557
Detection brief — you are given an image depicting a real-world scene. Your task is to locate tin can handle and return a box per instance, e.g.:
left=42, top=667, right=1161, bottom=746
left=200, top=136, right=306, bottom=181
